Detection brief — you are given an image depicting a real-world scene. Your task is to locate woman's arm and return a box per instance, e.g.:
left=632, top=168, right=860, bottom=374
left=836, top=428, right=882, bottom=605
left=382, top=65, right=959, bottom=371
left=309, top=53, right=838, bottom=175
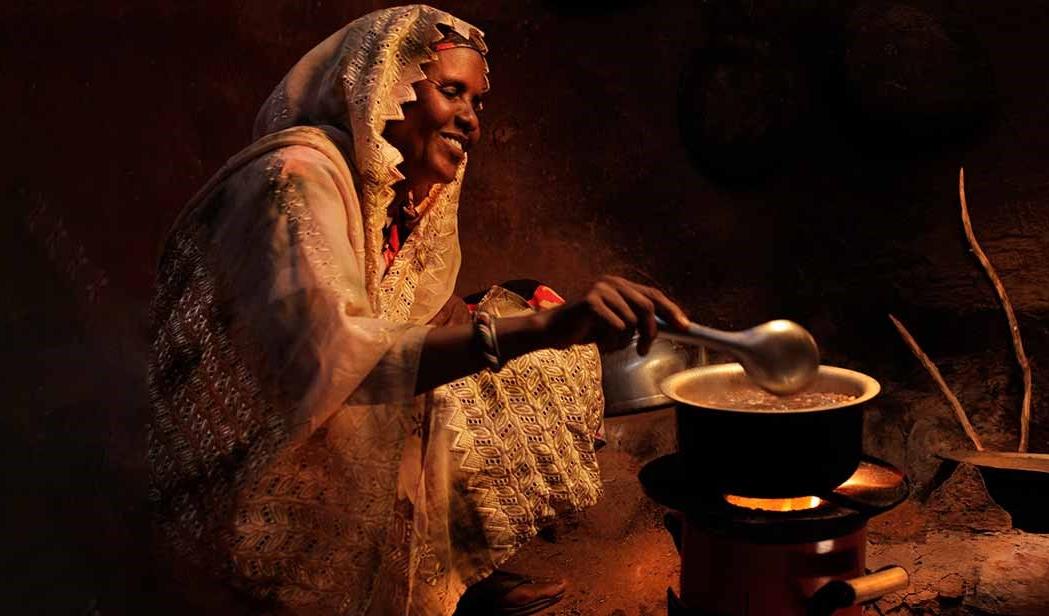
left=414, top=275, right=690, bottom=394
left=414, top=314, right=544, bottom=394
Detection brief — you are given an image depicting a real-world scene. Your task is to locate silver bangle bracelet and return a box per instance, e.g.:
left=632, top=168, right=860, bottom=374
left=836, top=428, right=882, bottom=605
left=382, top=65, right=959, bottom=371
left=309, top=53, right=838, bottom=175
left=473, top=310, right=503, bottom=372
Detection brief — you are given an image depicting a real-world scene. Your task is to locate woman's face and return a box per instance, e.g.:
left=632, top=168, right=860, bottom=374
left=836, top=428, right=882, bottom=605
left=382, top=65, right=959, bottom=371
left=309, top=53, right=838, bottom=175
left=383, top=47, right=487, bottom=189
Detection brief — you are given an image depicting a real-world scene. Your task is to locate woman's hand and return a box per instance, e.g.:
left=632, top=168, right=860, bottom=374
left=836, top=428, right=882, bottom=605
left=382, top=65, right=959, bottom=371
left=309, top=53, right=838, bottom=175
left=534, top=275, right=690, bottom=355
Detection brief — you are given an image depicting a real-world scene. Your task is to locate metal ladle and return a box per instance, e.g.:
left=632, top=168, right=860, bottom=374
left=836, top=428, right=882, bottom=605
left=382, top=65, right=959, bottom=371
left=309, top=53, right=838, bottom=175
left=655, top=317, right=820, bottom=395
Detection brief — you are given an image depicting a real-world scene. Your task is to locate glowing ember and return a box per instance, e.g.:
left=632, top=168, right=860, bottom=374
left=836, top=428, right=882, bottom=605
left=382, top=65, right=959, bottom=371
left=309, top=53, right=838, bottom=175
left=724, top=494, right=823, bottom=512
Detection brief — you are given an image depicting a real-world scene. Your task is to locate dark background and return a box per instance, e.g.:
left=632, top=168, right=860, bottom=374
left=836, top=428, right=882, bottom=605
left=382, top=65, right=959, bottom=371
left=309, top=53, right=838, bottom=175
left=3, top=0, right=1048, bottom=613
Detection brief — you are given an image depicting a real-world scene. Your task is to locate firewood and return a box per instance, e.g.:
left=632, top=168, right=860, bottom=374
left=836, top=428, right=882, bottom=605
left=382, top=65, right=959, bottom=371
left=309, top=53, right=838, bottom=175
left=958, top=168, right=1033, bottom=452
left=889, top=314, right=984, bottom=451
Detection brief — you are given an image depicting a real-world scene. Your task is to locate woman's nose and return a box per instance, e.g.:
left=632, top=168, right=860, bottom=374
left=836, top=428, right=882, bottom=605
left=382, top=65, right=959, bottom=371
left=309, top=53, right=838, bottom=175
left=455, top=104, right=478, bottom=134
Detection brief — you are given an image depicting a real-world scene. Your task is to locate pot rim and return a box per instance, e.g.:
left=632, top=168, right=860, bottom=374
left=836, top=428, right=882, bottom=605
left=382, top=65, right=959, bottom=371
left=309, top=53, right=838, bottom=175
left=660, top=363, right=881, bottom=414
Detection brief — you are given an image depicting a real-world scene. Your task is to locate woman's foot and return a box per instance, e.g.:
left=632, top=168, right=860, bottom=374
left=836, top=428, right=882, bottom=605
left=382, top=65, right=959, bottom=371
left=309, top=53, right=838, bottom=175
left=454, top=569, right=566, bottom=616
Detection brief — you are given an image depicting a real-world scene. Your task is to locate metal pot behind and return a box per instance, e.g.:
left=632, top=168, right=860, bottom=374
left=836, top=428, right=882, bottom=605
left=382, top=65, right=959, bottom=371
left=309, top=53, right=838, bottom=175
left=600, top=336, right=706, bottom=416
left=661, top=364, right=880, bottom=498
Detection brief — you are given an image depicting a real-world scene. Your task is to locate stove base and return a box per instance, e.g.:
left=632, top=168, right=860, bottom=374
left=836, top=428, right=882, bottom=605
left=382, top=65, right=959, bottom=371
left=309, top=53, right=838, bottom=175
left=678, top=521, right=865, bottom=616
left=641, top=454, right=910, bottom=616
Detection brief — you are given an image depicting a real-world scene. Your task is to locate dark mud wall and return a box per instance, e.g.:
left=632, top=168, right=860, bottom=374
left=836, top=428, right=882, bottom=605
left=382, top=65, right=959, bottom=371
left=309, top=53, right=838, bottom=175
left=3, top=0, right=1049, bottom=612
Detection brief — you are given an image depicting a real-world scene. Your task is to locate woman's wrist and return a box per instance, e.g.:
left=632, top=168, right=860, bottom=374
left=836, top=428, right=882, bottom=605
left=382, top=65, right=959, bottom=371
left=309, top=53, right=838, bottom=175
left=494, top=311, right=551, bottom=361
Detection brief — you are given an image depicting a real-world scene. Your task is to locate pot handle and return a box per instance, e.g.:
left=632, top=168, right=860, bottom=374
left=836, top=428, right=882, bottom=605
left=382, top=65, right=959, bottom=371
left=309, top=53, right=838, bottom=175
left=807, top=566, right=909, bottom=616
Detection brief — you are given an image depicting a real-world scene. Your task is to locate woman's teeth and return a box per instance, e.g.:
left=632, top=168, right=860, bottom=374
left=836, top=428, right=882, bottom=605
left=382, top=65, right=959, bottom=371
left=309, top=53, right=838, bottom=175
left=441, top=135, right=464, bottom=152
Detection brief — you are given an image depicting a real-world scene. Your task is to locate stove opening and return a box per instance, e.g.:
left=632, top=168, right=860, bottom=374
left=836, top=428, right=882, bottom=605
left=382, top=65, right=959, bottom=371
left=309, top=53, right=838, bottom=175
left=723, top=494, right=823, bottom=512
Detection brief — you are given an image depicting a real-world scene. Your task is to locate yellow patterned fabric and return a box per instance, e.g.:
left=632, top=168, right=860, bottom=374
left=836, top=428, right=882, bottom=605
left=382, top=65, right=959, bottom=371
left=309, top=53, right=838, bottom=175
left=413, top=289, right=603, bottom=613
left=147, top=6, right=603, bottom=616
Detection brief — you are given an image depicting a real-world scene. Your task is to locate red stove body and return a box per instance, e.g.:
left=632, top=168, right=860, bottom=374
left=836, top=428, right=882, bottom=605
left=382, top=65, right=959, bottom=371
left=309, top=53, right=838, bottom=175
left=640, top=456, right=910, bottom=616
left=678, top=506, right=867, bottom=615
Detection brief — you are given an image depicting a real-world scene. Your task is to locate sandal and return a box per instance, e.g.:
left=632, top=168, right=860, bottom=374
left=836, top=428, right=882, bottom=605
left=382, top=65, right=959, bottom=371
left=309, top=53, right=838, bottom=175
left=453, top=569, right=566, bottom=616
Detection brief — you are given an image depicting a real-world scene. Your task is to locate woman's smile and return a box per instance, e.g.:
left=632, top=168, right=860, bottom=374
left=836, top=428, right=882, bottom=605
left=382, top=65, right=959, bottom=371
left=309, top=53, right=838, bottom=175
left=440, top=132, right=468, bottom=154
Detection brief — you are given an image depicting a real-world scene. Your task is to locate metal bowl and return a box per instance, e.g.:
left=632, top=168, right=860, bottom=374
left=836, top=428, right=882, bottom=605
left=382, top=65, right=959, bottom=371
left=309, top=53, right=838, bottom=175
left=600, top=336, right=706, bottom=416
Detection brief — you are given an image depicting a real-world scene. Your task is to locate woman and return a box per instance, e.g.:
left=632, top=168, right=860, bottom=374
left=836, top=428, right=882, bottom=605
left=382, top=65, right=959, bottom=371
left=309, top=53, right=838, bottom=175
left=147, top=5, right=689, bottom=615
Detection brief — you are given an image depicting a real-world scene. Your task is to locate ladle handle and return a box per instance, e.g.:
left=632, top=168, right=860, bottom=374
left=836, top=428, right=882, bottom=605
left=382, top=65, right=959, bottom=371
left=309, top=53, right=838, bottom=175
left=655, top=316, right=745, bottom=354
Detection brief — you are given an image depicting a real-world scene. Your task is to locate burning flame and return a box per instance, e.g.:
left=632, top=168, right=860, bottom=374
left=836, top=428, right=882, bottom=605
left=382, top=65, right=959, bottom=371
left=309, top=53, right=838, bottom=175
left=724, top=494, right=823, bottom=512
left=721, top=463, right=903, bottom=513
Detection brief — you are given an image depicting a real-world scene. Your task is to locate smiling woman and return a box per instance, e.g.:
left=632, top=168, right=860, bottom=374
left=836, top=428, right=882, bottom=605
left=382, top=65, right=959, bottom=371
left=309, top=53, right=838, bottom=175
left=380, top=42, right=488, bottom=271
left=146, top=5, right=690, bottom=616
left=383, top=46, right=487, bottom=192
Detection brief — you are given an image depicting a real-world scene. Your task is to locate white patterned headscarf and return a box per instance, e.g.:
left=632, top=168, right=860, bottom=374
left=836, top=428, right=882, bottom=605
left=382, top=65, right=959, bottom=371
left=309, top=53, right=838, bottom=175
left=254, top=5, right=489, bottom=322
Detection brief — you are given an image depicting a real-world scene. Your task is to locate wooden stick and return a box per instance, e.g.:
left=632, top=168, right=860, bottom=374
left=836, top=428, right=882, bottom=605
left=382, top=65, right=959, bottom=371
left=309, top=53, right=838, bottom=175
left=959, top=168, right=1033, bottom=452
left=890, top=314, right=985, bottom=451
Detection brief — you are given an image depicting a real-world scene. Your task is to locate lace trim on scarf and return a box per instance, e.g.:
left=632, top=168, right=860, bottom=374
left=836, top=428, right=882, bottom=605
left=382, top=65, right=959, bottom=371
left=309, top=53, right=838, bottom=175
left=377, top=165, right=463, bottom=322
left=254, top=5, right=486, bottom=322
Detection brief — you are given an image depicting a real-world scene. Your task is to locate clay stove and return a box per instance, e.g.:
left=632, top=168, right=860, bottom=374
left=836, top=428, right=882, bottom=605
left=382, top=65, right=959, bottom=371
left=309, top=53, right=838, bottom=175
left=640, top=455, right=911, bottom=615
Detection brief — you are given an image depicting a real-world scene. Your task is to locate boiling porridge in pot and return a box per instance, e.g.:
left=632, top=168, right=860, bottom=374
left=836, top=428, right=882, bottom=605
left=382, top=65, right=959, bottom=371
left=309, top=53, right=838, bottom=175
left=683, top=381, right=857, bottom=411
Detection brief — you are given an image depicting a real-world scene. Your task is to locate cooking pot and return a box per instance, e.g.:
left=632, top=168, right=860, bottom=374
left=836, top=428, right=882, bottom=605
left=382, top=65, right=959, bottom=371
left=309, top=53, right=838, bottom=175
left=661, top=363, right=880, bottom=498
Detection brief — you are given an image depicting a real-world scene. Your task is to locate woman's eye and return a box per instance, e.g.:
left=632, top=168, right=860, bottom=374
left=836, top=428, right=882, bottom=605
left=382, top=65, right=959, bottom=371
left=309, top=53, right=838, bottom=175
left=440, top=87, right=459, bottom=98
